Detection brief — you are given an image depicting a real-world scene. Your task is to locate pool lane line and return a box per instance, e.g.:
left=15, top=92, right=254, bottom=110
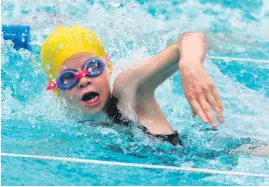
left=2, top=153, right=269, bottom=178
left=208, top=56, right=269, bottom=64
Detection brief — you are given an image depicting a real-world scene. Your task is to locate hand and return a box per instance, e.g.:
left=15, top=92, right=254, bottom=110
left=179, top=59, right=224, bottom=128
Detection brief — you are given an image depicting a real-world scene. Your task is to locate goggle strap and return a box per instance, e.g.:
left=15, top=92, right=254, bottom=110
left=46, top=80, right=58, bottom=90
left=91, top=55, right=109, bottom=64
left=103, top=55, right=110, bottom=64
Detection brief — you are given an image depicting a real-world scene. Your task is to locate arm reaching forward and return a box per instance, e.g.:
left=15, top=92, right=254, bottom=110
left=130, top=32, right=224, bottom=128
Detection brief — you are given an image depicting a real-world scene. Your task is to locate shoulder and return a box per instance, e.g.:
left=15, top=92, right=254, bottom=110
left=110, top=57, right=156, bottom=108
left=112, top=68, right=137, bottom=98
left=111, top=61, right=145, bottom=98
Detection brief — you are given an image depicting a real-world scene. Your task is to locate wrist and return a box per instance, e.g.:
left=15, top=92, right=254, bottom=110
left=178, top=32, right=206, bottom=63
left=179, top=57, right=203, bottom=71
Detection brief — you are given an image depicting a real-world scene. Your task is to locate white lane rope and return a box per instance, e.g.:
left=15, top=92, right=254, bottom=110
left=2, top=153, right=269, bottom=178
left=208, top=56, right=269, bottom=64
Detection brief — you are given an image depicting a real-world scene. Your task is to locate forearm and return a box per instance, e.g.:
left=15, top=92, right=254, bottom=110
left=150, top=42, right=180, bottom=76
left=135, top=33, right=206, bottom=94
left=137, top=42, right=180, bottom=92
left=152, top=42, right=180, bottom=82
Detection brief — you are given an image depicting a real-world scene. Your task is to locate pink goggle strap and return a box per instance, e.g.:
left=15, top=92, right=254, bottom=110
left=46, top=81, right=57, bottom=90
left=103, top=55, right=110, bottom=64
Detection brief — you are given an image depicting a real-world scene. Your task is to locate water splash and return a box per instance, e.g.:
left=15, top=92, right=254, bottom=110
left=1, top=0, right=269, bottom=185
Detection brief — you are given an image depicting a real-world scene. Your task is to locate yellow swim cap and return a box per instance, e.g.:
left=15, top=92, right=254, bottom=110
left=40, top=25, right=112, bottom=82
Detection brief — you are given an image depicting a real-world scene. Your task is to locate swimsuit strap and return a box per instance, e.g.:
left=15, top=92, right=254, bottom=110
left=106, top=95, right=131, bottom=126
left=78, top=119, right=113, bottom=126
left=138, top=126, right=183, bottom=146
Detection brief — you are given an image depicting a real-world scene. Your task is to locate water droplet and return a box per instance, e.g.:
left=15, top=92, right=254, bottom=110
left=46, top=64, right=51, bottom=70
left=18, top=48, right=31, bottom=60
left=58, top=44, right=63, bottom=49
left=15, top=73, right=20, bottom=79
left=5, top=40, right=15, bottom=48
left=108, top=0, right=123, bottom=7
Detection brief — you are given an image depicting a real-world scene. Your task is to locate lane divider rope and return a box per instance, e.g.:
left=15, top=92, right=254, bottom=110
left=208, top=56, right=269, bottom=64
left=2, top=153, right=269, bottom=178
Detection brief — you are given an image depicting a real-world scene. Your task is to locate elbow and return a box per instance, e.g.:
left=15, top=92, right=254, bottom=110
left=183, top=32, right=205, bottom=37
left=180, top=32, right=206, bottom=42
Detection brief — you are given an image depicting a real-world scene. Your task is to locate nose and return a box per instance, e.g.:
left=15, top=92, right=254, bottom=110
left=77, top=77, right=91, bottom=89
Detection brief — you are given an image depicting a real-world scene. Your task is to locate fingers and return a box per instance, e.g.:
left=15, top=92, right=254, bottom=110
left=198, top=95, right=218, bottom=128
left=187, top=82, right=224, bottom=128
left=212, top=87, right=224, bottom=113
left=190, top=96, right=217, bottom=128
left=189, top=96, right=209, bottom=123
left=189, top=103, right=197, bottom=117
left=192, top=109, right=196, bottom=117
left=204, top=87, right=224, bottom=123
left=211, top=87, right=224, bottom=123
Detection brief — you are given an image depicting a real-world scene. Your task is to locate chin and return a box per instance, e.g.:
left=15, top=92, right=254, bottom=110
left=81, top=102, right=105, bottom=114
left=84, top=108, right=102, bottom=114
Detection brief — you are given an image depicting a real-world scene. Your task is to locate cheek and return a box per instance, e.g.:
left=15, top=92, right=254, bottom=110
left=59, top=89, right=79, bottom=102
left=99, top=74, right=110, bottom=91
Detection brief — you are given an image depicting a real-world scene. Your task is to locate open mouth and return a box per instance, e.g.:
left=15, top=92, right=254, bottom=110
left=81, top=91, right=100, bottom=107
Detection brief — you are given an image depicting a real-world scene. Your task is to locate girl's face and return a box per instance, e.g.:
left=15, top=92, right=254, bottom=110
left=58, top=53, right=111, bottom=114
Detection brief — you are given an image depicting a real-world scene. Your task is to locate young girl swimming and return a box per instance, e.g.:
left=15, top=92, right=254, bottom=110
left=41, top=25, right=224, bottom=146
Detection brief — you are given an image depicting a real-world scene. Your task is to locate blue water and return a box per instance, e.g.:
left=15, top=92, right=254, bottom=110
left=2, top=0, right=269, bottom=185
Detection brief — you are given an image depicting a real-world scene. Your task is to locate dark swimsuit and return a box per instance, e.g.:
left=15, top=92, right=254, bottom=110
left=104, top=95, right=183, bottom=146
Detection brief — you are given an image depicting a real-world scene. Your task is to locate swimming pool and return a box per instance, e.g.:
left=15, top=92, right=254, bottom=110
left=1, top=0, right=269, bottom=185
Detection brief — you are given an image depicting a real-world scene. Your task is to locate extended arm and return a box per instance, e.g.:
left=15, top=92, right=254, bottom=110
left=131, top=32, right=224, bottom=127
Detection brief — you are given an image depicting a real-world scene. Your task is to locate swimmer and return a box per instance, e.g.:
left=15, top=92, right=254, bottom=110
left=41, top=25, right=224, bottom=146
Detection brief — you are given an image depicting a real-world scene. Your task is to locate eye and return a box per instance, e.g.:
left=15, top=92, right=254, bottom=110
left=62, top=74, right=75, bottom=85
left=87, top=62, right=99, bottom=73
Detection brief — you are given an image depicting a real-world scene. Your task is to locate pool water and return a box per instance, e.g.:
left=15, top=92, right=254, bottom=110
left=1, top=0, right=269, bottom=185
